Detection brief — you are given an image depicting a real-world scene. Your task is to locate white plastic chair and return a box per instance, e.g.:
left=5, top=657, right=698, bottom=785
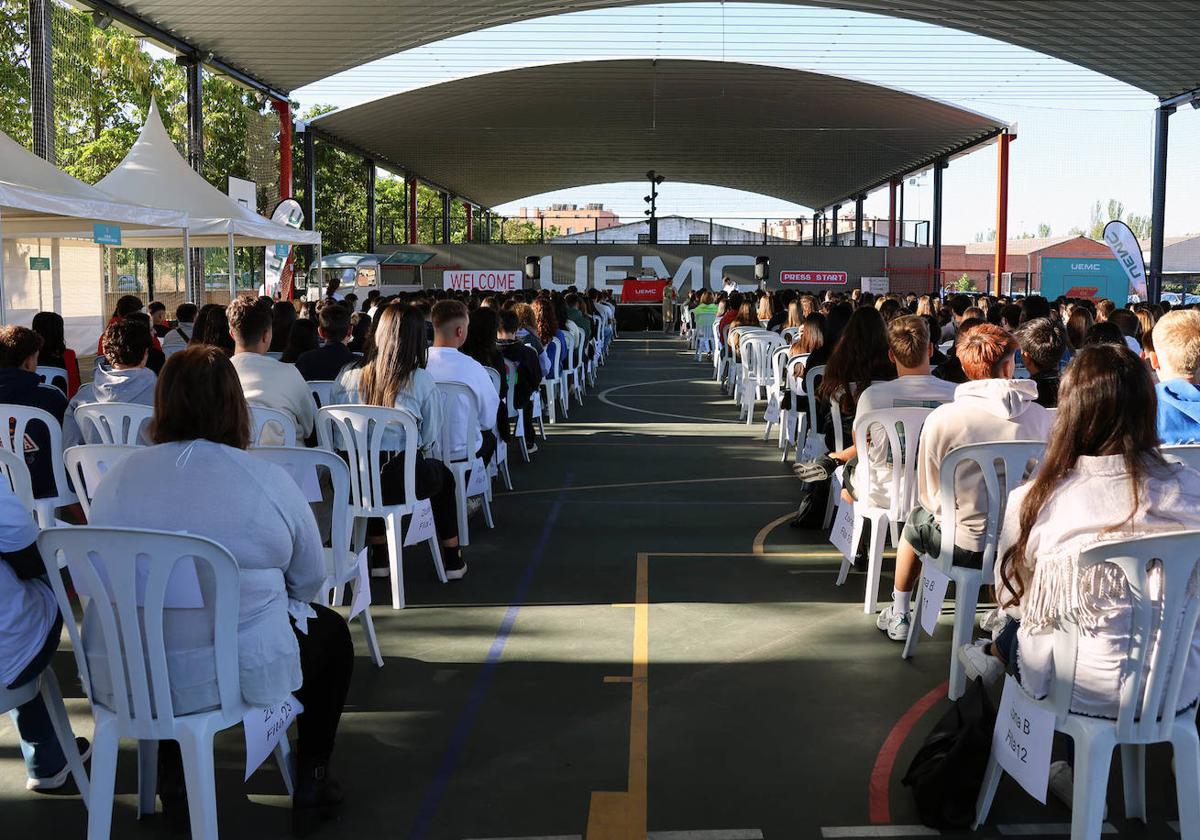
left=249, top=446, right=383, bottom=667
left=0, top=404, right=77, bottom=527
left=563, top=330, right=585, bottom=406
left=693, top=311, right=716, bottom=360
left=36, top=365, right=69, bottom=395
left=781, top=326, right=801, bottom=343
left=308, top=380, right=334, bottom=409
left=64, top=444, right=137, bottom=519
left=433, top=381, right=495, bottom=546
left=540, top=336, right=568, bottom=423
left=317, top=406, right=447, bottom=610
left=74, top=402, right=153, bottom=446
left=835, top=407, right=932, bottom=614
left=1164, top=444, right=1200, bottom=472
left=739, top=333, right=784, bottom=424
left=0, top=445, right=35, bottom=511
left=903, top=440, right=1045, bottom=699
left=973, top=530, right=1200, bottom=840
left=484, top=367, right=513, bottom=490
left=0, top=669, right=90, bottom=804
left=711, top=320, right=725, bottom=381
left=38, top=526, right=295, bottom=840
left=249, top=405, right=298, bottom=447
left=502, top=359, right=532, bottom=463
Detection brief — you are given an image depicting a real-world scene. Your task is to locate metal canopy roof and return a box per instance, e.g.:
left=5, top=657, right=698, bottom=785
left=83, top=0, right=1200, bottom=98
left=311, top=59, right=1005, bottom=210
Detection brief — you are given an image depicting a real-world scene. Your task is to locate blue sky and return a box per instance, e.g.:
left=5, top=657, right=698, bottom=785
left=293, top=2, right=1200, bottom=244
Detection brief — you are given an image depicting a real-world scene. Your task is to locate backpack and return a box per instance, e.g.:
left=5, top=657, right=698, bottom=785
left=901, top=677, right=997, bottom=829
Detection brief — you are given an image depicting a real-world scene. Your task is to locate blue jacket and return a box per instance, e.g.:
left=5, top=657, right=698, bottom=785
left=1156, top=378, right=1200, bottom=445
left=0, top=368, right=68, bottom=498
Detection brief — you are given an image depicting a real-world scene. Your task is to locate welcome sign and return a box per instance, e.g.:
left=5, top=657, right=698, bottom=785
left=443, top=270, right=522, bottom=292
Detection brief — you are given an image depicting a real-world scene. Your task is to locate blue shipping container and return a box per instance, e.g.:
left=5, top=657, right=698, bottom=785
left=1039, top=256, right=1131, bottom=302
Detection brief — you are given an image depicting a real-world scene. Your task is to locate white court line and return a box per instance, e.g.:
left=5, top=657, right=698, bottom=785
left=821, top=827, right=940, bottom=838
left=648, top=831, right=763, bottom=839
left=598, top=378, right=732, bottom=423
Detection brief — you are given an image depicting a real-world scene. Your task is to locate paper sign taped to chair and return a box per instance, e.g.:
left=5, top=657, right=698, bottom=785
left=800, top=431, right=826, bottom=463
left=349, top=548, right=370, bottom=619
left=993, top=674, right=1054, bottom=803
left=829, top=495, right=856, bottom=560
left=404, top=499, right=436, bottom=546
left=466, top=466, right=488, bottom=497
left=243, top=694, right=303, bottom=781
left=919, top=561, right=951, bottom=636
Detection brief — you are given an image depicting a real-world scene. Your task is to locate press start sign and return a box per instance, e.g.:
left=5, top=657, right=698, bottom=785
left=443, top=270, right=522, bottom=292
left=780, top=270, right=848, bottom=285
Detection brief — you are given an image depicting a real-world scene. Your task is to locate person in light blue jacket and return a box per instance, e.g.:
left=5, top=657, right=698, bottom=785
left=62, top=319, right=157, bottom=448
left=1150, top=310, right=1200, bottom=444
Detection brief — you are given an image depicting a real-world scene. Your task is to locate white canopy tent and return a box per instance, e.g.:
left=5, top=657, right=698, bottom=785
left=95, top=100, right=322, bottom=298
left=0, top=127, right=189, bottom=339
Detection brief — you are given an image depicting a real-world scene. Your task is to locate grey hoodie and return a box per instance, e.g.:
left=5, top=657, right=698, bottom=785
left=915, top=378, right=1052, bottom=550
left=63, top=365, right=158, bottom=448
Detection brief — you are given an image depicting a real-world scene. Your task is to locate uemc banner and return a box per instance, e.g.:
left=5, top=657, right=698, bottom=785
left=444, top=270, right=522, bottom=292
left=1102, top=220, right=1148, bottom=300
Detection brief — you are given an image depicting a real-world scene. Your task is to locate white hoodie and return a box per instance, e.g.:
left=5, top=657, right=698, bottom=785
left=915, top=378, right=1051, bottom=550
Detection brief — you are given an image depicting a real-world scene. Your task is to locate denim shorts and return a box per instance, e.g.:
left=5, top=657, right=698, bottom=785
left=901, top=505, right=985, bottom=569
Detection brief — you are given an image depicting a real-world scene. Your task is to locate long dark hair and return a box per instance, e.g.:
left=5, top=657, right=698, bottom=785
left=31, top=311, right=67, bottom=365
left=280, top=317, right=318, bottom=363
left=269, top=300, right=297, bottom=353
left=818, top=306, right=894, bottom=410
left=461, top=305, right=503, bottom=374
left=151, top=345, right=250, bottom=449
left=998, top=343, right=1165, bottom=607
left=190, top=303, right=234, bottom=355
left=822, top=301, right=853, bottom=350
left=358, top=302, right=427, bottom=407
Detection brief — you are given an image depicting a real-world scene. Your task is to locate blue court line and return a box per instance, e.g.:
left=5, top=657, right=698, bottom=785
left=408, top=474, right=571, bottom=840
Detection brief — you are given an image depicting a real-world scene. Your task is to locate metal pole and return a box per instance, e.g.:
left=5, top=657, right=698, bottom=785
left=464, top=202, right=473, bottom=242
left=994, top=132, right=1011, bottom=296
left=933, top=158, right=946, bottom=294
left=28, top=0, right=55, bottom=163
left=1149, top=105, right=1173, bottom=304
left=709, top=217, right=714, bottom=244
left=407, top=174, right=418, bottom=244
left=302, top=125, right=316, bottom=274
left=441, top=193, right=451, bottom=245
left=0, top=206, right=7, bottom=324
left=540, top=216, right=545, bottom=244
left=762, top=219, right=767, bottom=246
left=888, top=180, right=897, bottom=246
left=854, top=195, right=864, bottom=246
left=273, top=99, right=292, bottom=199
left=146, top=249, right=155, bottom=300
left=183, top=58, right=203, bottom=173
left=898, top=179, right=905, bottom=246
left=831, top=204, right=841, bottom=246
left=365, top=160, right=376, bottom=253
left=812, top=212, right=819, bottom=246
left=227, top=232, right=236, bottom=300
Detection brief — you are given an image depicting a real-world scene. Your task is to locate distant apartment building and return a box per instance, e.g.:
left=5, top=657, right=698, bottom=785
left=768, top=214, right=891, bottom=244
left=517, top=203, right=621, bottom=236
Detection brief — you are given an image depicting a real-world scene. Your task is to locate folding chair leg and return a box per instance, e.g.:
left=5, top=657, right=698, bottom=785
left=87, top=721, right=120, bottom=840
left=972, top=753, right=1004, bottom=829
left=822, top=472, right=840, bottom=530
left=862, top=516, right=889, bottom=615
left=1120, top=744, right=1147, bottom=822
left=40, top=670, right=90, bottom=806
left=428, top=536, right=447, bottom=583
left=274, top=735, right=295, bottom=795
left=1172, top=723, right=1200, bottom=840
left=384, top=511, right=405, bottom=610
left=904, top=579, right=923, bottom=660
left=359, top=604, right=385, bottom=668
left=177, top=730, right=219, bottom=840
left=948, top=582, right=981, bottom=700
left=836, top=512, right=863, bottom=587
left=1071, top=731, right=1115, bottom=840
left=455, top=475, right=471, bottom=548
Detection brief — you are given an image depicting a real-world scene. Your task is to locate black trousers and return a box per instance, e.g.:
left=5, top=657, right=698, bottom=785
left=378, top=452, right=459, bottom=541
left=159, top=603, right=353, bottom=788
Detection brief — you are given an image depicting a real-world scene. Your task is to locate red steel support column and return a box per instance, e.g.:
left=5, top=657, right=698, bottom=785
left=273, top=99, right=292, bottom=199
left=407, top=175, right=418, bottom=244
left=464, top=202, right=473, bottom=242
left=887, top=179, right=898, bottom=246
left=994, top=132, right=1011, bottom=296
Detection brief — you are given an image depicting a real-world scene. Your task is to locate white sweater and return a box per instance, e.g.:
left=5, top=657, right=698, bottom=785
left=997, top=454, right=1200, bottom=718
left=916, top=379, right=1051, bottom=550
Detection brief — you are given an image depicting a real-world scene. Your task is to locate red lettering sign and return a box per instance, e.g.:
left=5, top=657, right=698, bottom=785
left=779, top=270, right=848, bottom=285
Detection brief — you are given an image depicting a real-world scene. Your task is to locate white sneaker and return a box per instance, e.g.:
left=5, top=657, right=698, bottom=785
left=445, top=562, right=468, bottom=581
left=26, top=738, right=91, bottom=791
left=1047, top=760, right=1108, bottom=818
left=876, top=605, right=910, bottom=641
left=979, top=607, right=1009, bottom=639
left=958, top=642, right=1004, bottom=686
left=466, top=496, right=484, bottom=516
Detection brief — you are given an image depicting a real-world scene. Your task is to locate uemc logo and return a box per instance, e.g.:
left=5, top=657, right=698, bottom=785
left=1070, top=263, right=1101, bottom=271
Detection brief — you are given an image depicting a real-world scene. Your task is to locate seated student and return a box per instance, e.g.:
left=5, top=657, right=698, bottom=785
left=161, top=302, right=197, bottom=356
left=1014, top=317, right=1066, bottom=407
left=877, top=323, right=1052, bottom=641
left=296, top=303, right=354, bottom=381
left=331, top=303, right=465, bottom=578
left=31, top=311, right=80, bottom=397
left=63, top=319, right=156, bottom=448
left=848, top=315, right=958, bottom=507
left=148, top=300, right=171, bottom=339
left=964, top=344, right=1200, bottom=814
left=1151, top=309, right=1200, bottom=443
left=1, top=479, right=90, bottom=791
left=426, top=300, right=501, bottom=468
left=227, top=296, right=316, bottom=445
left=497, top=308, right=544, bottom=453
left=564, top=293, right=593, bottom=343
left=190, top=303, right=235, bottom=355
left=280, top=318, right=319, bottom=364
left=1108, top=307, right=1143, bottom=354
left=86, top=346, right=352, bottom=831
left=0, top=326, right=67, bottom=500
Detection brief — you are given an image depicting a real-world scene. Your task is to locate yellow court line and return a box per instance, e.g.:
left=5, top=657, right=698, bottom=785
left=506, top=473, right=791, bottom=497
left=752, top=511, right=800, bottom=555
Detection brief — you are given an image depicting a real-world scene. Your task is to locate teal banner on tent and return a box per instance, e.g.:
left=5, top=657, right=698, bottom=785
left=93, top=223, right=122, bottom=246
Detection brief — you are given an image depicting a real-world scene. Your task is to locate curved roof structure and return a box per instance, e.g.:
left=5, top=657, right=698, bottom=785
left=312, top=59, right=1006, bottom=210
left=86, top=0, right=1200, bottom=98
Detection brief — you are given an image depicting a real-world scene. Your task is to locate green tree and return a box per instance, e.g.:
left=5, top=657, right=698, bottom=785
left=1037, top=223, right=1052, bottom=238
left=953, top=274, right=975, bottom=292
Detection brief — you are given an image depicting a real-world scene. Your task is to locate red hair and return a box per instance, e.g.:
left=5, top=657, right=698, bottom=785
left=958, top=322, right=1018, bottom=380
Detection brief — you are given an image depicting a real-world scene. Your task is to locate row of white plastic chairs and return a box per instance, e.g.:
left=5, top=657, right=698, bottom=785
left=685, top=323, right=1200, bottom=839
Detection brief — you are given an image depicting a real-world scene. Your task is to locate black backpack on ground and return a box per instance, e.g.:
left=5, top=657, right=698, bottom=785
left=901, top=677, right=997, bottom=829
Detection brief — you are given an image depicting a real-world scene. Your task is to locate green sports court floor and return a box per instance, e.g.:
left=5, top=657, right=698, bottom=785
left=0, top=334, right=1187, bottom=839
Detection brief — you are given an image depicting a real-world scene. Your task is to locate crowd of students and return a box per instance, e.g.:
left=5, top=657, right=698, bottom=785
left=684, top=283, right=1200, bottom=812
left=0, top=284, right=614, bottom=836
